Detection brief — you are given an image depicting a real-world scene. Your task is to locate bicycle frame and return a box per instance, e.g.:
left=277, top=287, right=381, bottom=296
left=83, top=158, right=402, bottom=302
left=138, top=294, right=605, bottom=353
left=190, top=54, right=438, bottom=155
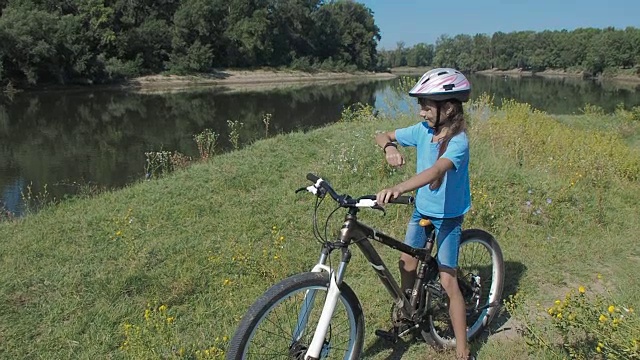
left=301, top=208, right=434, bottom=360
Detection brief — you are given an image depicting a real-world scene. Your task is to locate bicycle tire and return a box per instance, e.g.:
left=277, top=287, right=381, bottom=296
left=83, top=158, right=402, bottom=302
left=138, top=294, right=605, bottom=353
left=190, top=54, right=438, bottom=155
left=226, top=272, right=364, bottom=360
left=427, top=229, right=505, bottom=348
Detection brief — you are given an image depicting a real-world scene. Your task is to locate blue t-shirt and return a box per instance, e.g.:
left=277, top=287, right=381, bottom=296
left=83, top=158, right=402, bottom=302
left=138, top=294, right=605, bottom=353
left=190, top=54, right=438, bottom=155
left=395, top=122, right=471, bottom=218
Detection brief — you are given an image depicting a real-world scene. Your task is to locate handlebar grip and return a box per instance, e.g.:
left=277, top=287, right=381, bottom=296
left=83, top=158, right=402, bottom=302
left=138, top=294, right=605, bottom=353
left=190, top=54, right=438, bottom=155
left=389, top=196, right=414, bottom=205
left=363, top=195, right=414, bottom=205
left=306, top=173, right=320, bottom=183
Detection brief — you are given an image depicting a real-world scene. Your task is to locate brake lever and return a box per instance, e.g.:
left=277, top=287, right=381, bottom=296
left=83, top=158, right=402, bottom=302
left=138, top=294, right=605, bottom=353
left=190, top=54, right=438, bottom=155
left=373, top=204, right=387, bottom=215
left=295, top=185, right=326, bottom=198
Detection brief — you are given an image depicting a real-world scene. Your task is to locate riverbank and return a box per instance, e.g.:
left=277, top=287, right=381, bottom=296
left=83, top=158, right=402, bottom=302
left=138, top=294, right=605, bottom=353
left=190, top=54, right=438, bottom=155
left=6, top=69, right=397, bottom=94
left=477, top=67, right=640, bottom=82
left=127, top=69, right=396, bottom=93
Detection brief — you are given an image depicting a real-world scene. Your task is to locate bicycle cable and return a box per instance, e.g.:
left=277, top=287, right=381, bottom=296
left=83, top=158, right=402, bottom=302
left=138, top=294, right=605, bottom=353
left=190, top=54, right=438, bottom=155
left=312, top=195, right=325, bottom=243
left=323, top=205, right=342, bottom=244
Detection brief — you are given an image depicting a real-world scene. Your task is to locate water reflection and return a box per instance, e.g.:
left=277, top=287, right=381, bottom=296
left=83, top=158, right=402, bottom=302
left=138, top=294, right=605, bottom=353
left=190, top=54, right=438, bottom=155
left=0, top=80, right=384, bottom=214
left=1, top=75, right=639, bottom=215
left=470, top=75, right=640, bottom=114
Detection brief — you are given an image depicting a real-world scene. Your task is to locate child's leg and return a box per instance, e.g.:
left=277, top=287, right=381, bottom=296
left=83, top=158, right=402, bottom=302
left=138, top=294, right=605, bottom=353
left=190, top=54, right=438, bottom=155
left=400, top=209, right=428, bottom=293
left=440, top=269, right=470, bottom=359
left=433, top=216, right=470, bottom=359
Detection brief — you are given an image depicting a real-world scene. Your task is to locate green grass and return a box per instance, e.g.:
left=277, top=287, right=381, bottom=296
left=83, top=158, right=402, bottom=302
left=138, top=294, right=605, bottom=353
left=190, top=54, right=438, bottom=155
left=1, top=99, right=639, bottom=359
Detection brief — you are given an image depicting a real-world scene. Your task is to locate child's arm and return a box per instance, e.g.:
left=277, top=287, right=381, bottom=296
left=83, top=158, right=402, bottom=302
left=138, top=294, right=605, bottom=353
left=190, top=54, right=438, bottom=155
left=376, top=158, right=453, bottom=204
left=375, top=131, right=405, bottom=167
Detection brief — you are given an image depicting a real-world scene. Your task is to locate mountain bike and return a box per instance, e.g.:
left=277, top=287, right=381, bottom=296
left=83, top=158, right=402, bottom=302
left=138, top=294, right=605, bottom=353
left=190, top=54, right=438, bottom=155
left=226, top=174, right=504, bottom=360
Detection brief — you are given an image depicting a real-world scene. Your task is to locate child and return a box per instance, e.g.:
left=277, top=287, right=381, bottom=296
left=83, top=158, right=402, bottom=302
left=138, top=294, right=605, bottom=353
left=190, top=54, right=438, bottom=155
left=375, top=68, right=473, bottom=360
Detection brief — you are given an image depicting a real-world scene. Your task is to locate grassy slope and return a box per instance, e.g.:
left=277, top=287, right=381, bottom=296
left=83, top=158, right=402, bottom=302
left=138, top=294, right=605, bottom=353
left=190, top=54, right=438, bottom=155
left=1, top=102, right=639, bottom=359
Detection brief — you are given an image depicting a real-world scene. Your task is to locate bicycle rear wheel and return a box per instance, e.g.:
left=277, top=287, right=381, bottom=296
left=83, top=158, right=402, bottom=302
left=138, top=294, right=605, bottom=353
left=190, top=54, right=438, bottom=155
left=226, top=272, right=364, bottom=360
left=427, top=229, right=504, bottom=347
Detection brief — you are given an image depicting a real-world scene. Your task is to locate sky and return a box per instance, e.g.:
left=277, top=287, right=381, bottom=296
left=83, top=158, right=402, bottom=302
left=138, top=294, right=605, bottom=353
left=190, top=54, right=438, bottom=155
left=358, top=0, right=640, bottom=50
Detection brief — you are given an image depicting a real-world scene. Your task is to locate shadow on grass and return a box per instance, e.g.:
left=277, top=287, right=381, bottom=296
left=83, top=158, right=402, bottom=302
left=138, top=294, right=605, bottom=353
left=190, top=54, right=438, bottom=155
left=474, top=260, right=527, bottom=342
left=361, top=261, right=527, bottom=359
left=361, top=337, right=422, bottom=360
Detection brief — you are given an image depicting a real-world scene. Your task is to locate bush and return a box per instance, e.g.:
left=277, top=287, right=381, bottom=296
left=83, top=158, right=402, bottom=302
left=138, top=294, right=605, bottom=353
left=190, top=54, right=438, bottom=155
left=507, top=281, right=639, bottom=359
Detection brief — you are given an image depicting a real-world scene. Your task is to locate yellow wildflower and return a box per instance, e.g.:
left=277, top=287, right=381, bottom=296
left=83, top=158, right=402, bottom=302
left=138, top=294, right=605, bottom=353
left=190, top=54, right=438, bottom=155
left=159, top=304, right=167, bottom=312
left=116, top=230, right=122, bottom=237
left=596, top=346, right=602, bottom=353
left=597, top=273, right=603, bottom=279
left=578, top=286, right=585, bottom=294
left=144, top=309, right=151, bottom=320
left=279, top=236, right=285, bottom=241
left=599, top=314, right=607, bottom=322
left=223, top=336, right=228, bottom=342
left=554, top=300, right=561, bottom=305
left=548, top=308, right=554, bottom=315
left=166, top=316, right=175, bottom=324
left=556, top=313, right=563, bottom=319
left=223, top=279, right=231, bottom=286
left=608, top=305, right=615, bottom=314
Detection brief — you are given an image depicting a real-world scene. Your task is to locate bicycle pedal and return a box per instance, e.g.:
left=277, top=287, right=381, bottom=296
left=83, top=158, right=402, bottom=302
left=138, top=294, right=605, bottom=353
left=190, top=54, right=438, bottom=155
left=374, top=329, right=398, bottom=343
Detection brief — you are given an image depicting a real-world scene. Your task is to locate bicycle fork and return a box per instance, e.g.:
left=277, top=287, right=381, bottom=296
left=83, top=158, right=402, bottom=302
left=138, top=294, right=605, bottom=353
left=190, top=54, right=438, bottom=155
left=294, top=245, right=350, bottom=360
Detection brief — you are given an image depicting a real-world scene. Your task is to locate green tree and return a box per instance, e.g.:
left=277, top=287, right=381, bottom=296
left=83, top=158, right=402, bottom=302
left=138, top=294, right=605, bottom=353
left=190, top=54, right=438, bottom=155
left=309, top=4, right=341, bottom=62
left=320, top=0, right=380, bottom=69
left=168, top=0, right=226, bottom=72
left=406, top=43, right=433, bottom=67
left=0, top=3, right=59, bottom=84
left=433, top=35, right=457, bottom=68
left=225, top=0, right=273, bottom=67
left=268, top=0, right=321, bottom=66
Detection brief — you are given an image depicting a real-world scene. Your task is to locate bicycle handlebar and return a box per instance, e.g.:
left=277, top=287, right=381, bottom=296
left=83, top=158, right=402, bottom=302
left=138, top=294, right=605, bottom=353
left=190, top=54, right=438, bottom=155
left=304, top=173, right=414, bottom=208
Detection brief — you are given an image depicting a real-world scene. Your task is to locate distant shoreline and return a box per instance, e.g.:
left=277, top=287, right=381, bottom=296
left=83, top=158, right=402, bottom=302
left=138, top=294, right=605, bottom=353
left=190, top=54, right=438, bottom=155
left=475, top=68, right=640, bottom=83
left=10, top=66, right=640, bottom=94
left=126, top=69, right=396, bottom=93
left=9, top=69, right=395, bottom=94
left=389, top=67, right=640, bottom=83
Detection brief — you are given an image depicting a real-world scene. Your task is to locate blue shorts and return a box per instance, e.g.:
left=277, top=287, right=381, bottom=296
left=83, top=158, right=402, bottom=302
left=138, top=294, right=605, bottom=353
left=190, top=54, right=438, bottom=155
left=404, top=209, right=464, bottom=269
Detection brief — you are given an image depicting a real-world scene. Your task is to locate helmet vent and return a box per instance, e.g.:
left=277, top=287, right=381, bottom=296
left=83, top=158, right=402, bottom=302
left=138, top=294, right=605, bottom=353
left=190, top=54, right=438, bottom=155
left=443, top=84, right=455, bottom=91
left=437, top=71, right=448, bottom=76
left=421, top=77, right=431, bottom=85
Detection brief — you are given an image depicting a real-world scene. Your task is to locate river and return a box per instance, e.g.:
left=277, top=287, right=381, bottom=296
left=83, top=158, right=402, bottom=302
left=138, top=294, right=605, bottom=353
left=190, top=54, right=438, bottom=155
left=1, top=74, right=639, bottom=215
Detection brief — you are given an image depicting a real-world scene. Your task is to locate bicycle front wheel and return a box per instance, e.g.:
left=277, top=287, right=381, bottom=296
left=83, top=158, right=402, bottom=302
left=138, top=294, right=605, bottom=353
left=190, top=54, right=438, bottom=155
left=428, top=229, right=505, bottom=347
left=226, top=272, right=364, bottom=360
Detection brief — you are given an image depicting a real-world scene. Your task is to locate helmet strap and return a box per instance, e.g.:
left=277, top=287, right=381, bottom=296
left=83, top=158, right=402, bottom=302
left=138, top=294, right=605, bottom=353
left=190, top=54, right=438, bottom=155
left=434, top=103, right=442, bottom=133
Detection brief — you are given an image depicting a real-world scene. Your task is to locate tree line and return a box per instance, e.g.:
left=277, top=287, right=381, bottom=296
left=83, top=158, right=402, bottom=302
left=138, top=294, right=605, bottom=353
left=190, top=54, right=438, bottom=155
left=0, top=0, right=380, bottom=86
left=378, top=27, right=640, bottom=75
left=2, top=0, right=638, bottom=87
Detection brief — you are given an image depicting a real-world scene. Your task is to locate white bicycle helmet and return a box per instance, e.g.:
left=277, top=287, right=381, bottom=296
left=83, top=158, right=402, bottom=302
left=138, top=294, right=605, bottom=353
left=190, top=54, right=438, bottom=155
left=408, top=68, right=471, bottom=102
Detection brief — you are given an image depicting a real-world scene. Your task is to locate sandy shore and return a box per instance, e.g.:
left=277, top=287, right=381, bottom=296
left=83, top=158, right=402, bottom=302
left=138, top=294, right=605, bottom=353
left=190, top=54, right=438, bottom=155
left=126, top=69, right=396, bottom=92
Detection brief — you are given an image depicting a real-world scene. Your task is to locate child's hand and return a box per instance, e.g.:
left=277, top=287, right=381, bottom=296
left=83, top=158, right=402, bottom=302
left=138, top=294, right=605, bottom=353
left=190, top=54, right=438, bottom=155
left=384, top=147, right=405, bottom=167
left=429, top=176, right=443, bottom=190
left=376, top=187, right=403, bottom=205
